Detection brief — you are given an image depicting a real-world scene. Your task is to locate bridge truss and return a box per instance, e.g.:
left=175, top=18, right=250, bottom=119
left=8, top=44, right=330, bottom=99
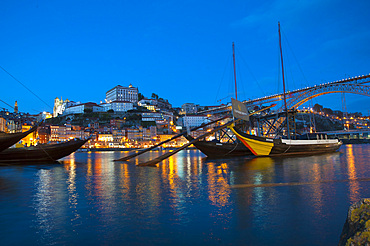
left=244, top=74, right=370, bottom=112
left=199, top=74, right=370, bottom=137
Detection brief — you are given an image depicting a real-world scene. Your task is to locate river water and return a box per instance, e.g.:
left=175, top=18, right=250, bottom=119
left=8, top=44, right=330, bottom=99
left=1, top=144, right=369, bottom=245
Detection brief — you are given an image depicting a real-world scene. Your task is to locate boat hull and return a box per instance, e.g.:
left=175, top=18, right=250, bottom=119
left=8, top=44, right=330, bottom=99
left=269, top=139, right=342, bottom=156
left=0, top=124, right=38, bottom=152
left=185, top=135, right=252, bottom=158
left=0, top=138, right=89, bottom=163
left=229, top=125, right=342, bottom=157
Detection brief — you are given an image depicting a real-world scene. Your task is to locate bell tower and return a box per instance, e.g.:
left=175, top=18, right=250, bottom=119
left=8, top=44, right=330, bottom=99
left=14, top=101, right=18, bottom=113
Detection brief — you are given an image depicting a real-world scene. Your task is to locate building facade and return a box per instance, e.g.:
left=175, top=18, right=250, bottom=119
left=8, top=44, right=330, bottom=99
left=181, top=103, right=198, bottom=114
left=0, top=117, right=6, bottom=132
left=106, top=84, right=138, bottom=104
left=101, top=100, right=134, bottom=113
left=179, top=115, right=209, bottom=128
left=138, top=98, right=172, bottom=111
left=64, top=102, right=104, bottom=115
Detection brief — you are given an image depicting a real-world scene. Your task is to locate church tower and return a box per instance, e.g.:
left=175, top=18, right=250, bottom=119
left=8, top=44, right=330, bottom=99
left=14, top=101, right=18, bottom=113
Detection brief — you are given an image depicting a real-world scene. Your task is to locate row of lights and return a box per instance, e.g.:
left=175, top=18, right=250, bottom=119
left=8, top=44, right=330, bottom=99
left=250, top=73, right=370, bottom=103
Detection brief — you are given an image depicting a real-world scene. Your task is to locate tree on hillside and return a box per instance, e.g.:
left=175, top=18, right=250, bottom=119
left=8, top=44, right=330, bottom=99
left=333, top=110, right=343, bottom=117
left=352, top=112, right=363, bottom=117
left=323, top=107, right=333, bottom=115
left=151, top=93, right=159, bottom=99
left=138, top=93, right=144, bottom=101
left=84, top=108, right=93, bottom=113
left=313, top=103, right=323, bottom=112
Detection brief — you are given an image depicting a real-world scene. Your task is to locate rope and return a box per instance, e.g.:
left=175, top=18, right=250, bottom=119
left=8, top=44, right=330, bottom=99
left=37, top=142, right=58, bottom=162
left=223, top=141, right=239, bottom=156
left=0, top=65, right=53, bottom=110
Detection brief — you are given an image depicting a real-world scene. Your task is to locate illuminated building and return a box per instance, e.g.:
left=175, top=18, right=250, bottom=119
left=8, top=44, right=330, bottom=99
left=97, top=133, right=113, bottom=142
left=105, top=84, right=138, bottom=104
left=6, top=120, right=21, bottom=133
left=64, top=102, right=104, bottom=115
left=20, top=124, right=38, bottom=146
left=126, top=128, right=142, bottom=141
left=138, top=98, right=172, bottom=111
left=100, top=100, right=134, bottom=112
left=36, top=112, right=53, bottom=121
left=179, top=115, right=210, bottom=128
left=143, top=126, right=156, bottom=140
left=181, top=103, right=198, bottom=114
left=53, top=97, right=72, bottom=117
left=142, top=112, right=164, bottom=123
left=112, top=129, right=126, bottom=144
left=14, top=101, right=18, bottom=114
left=37, top=125, right=50, bottom=144
left=0, top=117, right=6, bottom=132
left=50, top=125, right=87, bottom=142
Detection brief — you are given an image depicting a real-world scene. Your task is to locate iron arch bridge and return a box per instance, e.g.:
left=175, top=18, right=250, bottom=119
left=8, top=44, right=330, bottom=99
left=199, top=74, right=370, bottom=115
left=244, top=74, right=370, bottom=112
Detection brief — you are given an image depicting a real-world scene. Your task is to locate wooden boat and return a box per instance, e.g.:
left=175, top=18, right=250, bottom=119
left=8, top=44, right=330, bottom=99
left=229, top=124, right=342, bottom=156
left=0, top=138, right=89, bottom=163
left=0, top=124, right=38, bottom=152
left=228, top=23, right=343, bottom=157
left=184, top=135, right=252, bottom=158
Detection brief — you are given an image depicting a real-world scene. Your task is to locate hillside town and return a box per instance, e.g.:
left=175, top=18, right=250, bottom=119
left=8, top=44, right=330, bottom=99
left=0, top=84, right=222, bottom=149
left=1, top=83, right=370, bottom=149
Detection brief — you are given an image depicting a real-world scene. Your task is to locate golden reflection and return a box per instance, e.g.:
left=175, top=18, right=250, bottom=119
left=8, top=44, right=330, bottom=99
left=310, top=162, right=324, bottom=215
left=185, top=154, right=201, bottom=192
left=207, top=163, right=231, bottom=207
left=243, top=157, right=277, bottom=211
left=87, top=157, right=92, bottom=177
left=161, top=156, right=178, bottom=199
left=85, top=155, right=93, bottom=198
left=187, top=154, right=192, bottom=177
left=346, top=145, right=360, bottom=203
left=93, top=157, right=103, bottom=197
left=119, top=163, right=130, bottom=199
left=246, top=157, right=274, bottom=171
left=192, top=155, right=200, bottom=176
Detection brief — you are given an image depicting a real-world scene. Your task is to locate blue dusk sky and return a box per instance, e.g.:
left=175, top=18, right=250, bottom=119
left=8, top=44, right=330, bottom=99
left=0, top=0, right=370, bottom=114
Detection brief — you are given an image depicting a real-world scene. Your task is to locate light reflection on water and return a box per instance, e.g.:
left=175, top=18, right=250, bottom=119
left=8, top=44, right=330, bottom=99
left=33, top=169, right=54, bottom=239
left=345, top=145, right=360, bottom=203
left=1, top=145, right=370, bottom=245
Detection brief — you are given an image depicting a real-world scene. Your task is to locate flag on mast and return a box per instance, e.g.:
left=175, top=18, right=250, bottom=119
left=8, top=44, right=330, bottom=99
left=231, top=98, right=249, bottom=121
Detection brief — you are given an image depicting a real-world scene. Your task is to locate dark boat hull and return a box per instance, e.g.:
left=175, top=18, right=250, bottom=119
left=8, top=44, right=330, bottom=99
left=230, top=125, right=342, bottom=156
left=0, top=124, right=38, bottom=152
left=0, top=138, right=88, bottom=163
left=269, top=141, right=342, bottom=156
left=185, top=135, right=252, bottom=158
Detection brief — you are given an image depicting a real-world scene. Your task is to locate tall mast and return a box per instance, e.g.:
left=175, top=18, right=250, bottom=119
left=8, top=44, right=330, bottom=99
left=278, top=22, right=290, bottom=138
left=232, top=42, right=238, bottom=100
